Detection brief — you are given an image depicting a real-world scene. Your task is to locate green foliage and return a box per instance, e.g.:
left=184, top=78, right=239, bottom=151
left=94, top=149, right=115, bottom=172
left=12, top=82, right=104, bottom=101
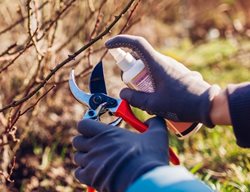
left=163, top=38, right=250, bottom=86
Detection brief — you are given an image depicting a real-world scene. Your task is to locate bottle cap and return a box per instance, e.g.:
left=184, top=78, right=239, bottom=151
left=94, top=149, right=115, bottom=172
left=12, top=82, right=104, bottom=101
left=109, top=48, right=135, bottom=72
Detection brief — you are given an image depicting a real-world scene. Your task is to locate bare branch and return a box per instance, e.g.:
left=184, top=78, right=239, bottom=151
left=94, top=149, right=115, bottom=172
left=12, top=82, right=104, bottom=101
left=27, top=0, right=43, bottom=58
left=47, top=65, right=92, bottom=85
left=0, top=43, right=17, bottom=57
left=119, top=0, right=141, bottom=34
left=0, top=0, right=74, bottom=66
left=55, top=5, right=96, bottom=52
left=0, top=156, right=16, bottom=183
left=20, top=85, right=55, bottom=116
left=0, top=0, right=136, bottom=113
left=40, top=0, right=76, bottom=32
left=0, top=1, right=49, bottom=36
left=88, top=0, right=95, bottom=12
left=87, top=0, right=107, bottom=66
left=0, top=28, right=38, bottom=74
left=100, top=0, right=141, bottom=60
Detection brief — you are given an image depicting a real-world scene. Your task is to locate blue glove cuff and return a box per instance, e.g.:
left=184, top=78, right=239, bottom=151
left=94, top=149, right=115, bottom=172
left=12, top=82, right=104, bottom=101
left=127, top=166, right=214, bottom=192
left=111, top=153, right=166, bottom=192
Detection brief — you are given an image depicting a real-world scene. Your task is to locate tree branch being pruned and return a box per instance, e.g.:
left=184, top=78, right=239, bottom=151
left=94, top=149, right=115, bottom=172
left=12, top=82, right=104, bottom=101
left=0, top=0, right=136, bottom=113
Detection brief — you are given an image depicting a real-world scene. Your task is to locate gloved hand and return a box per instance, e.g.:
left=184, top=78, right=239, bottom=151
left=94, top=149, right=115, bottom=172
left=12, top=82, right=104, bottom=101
left=105, top=35, right=221, bottom=127
left=73, top=117, right=169, bottom=192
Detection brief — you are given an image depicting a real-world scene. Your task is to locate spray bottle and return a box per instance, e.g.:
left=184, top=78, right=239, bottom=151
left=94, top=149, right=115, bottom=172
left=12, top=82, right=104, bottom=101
left=109, top=48, right=202, bottom=139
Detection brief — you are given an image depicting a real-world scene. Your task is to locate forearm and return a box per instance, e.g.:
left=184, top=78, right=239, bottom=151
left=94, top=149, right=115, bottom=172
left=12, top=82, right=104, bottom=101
left=210, top=89, right=232, bottom=125
left=209, top=82, right=250, bottom=148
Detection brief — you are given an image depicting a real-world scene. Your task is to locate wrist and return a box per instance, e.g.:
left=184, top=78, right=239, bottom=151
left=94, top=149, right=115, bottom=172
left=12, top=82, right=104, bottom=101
left=199, top=85, right=221, bottom=127
left=210, top=89, right=232, bottom=125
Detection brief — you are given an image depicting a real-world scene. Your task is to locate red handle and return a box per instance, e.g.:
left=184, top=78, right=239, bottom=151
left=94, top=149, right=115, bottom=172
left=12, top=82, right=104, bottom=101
left=169, top=147, right=180, bottom=165
left=87, top=187, right=96, bottom=192
left=115, top=100, right=180, bottom=165
left=115, top=100, right=147, bottom=132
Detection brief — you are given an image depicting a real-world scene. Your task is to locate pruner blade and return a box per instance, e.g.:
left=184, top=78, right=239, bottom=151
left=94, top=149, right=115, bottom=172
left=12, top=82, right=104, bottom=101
left=69, top=70, right=91, bottom=106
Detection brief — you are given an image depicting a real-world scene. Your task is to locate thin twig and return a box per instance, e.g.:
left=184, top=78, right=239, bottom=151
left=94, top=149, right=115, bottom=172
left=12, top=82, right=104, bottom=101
left=119, top=0, right=141, bottom=34
left=6, top=58, right=44, bottom=132
left=40, top=0, right=76, bottom=32
left=0, top=43, right=17, bottom=57
left=55, top=5, right=96, bottom=52
left=87, top=0, right=107, bottom=67
left=20, top=85, right=56, bottom=116
left=0, top=0, right=74, bottom=63
left=27, top=0, right=43, bottom=58
left=7, top=156, right=16, bottom=183
left=47, top=66, right=92, bottom=85
left=6, top=78, right=53, bottom=132
left=0, top=156, right=16, bottom=183
left=100, top=0, right=141, bottom=60
left=0, top=1, right=49, bottom=35
left=48, top=21, right=58, bottom=49
left=0, top=0, right=135, bottom=113
left=0, top=28, right=38, bottom=74
left=88, top=0, right=95, bottom=12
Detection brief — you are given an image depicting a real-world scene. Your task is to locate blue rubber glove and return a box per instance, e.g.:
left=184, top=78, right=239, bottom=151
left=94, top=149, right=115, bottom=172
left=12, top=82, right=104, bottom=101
left=105, top=35, right=221, bottom=127
left=73, top=117, right=169, bottom=192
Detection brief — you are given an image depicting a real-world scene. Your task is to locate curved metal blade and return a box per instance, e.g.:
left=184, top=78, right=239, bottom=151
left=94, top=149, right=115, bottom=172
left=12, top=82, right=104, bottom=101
left=109, top=117, right=123, bottom=126
left=89, top=60, right=107, bottom=94
left=69, top=70, right=91, bottom=106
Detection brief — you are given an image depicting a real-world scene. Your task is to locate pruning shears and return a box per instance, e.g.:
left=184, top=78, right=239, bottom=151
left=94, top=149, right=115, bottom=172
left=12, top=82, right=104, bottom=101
left=69, top=61, right=180, bottom=192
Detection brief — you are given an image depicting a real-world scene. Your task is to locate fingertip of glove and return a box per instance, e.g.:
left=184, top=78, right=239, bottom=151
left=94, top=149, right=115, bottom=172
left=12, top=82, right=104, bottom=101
left=74, top=167, right=82, bottom=180
left=105, top=34, right=127, bottom=48
left=72, top=135, right=82, bottom=149
left=105, top=34, right=139, bottom=48
left=74, top=166, right=79, bottom=174
left=105, top=38, right=113, bottom=48
left=77, top=119, right=98, bottom=134
left=77, top=119, right=89, bottom=130
left=120, top=88, right=133, bottom=99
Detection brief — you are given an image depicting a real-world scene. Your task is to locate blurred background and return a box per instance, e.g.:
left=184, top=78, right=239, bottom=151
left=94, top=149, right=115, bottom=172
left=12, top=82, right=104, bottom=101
left=0, top=0, right=249, bottom=191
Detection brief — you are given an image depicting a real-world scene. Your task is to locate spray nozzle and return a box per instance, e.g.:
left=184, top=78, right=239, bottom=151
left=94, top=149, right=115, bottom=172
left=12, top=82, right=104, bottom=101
left=108, top=48, right=136, bottom=72
left=109, top=48, right=126, bottom=62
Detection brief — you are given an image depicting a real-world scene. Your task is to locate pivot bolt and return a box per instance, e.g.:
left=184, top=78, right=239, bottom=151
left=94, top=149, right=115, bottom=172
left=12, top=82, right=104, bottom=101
left=93, top=95, right=102, bottom=104
left=88, top=110, right=95, bottom=117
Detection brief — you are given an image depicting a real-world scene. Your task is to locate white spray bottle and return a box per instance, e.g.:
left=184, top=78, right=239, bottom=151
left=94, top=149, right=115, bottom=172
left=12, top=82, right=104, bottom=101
left=109, top=48, right=201, bottom=139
